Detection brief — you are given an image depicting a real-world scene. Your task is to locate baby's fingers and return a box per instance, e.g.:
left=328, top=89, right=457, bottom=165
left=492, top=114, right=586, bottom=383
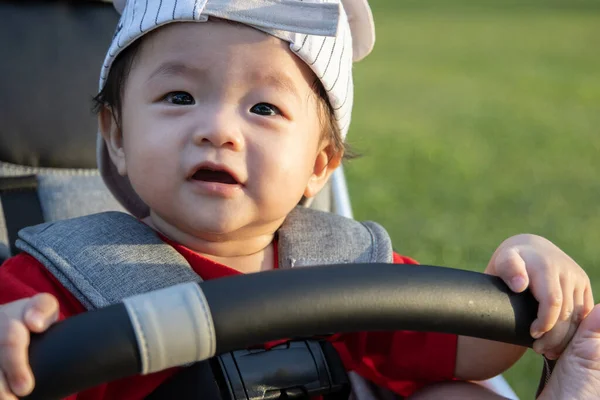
left=0, top=314, right=34, bottom=397
left=0, top=370, right=19, bottom=400
left=23, top=293, right=59, bottom=333
left=529, top=271, right=563, bottom=339
left=533, top=283, right=576, bottom=358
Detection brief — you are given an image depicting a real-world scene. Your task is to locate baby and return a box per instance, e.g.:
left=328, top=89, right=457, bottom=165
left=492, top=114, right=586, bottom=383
left=0, top=0, right=598, bottom=399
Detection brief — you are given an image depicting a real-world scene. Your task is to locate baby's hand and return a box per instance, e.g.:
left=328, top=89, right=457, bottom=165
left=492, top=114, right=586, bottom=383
left=485, top=234, right=594, bottom=360
left=0, top=294, right=59, bottom=399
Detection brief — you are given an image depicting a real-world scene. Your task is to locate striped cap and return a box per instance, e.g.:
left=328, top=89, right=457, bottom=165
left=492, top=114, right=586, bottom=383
left=98, top=0, right=375, bottom=218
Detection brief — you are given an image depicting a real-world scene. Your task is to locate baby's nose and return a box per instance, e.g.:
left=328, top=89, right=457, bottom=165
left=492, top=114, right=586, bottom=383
left=192, top=109, right=243, bottom=150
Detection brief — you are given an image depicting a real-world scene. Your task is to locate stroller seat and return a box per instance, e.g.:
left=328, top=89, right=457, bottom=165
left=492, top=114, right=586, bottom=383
left=0, top=1, right=125, bottom=262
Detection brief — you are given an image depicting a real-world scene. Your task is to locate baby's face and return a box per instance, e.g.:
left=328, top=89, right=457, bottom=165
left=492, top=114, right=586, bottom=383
left=111, top=20, right=332, bottom=242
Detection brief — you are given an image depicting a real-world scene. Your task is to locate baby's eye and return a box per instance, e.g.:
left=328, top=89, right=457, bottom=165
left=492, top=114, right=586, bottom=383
left=164, top=92, right=195, bottom=105
left=250, top=103, right=282, bottom=116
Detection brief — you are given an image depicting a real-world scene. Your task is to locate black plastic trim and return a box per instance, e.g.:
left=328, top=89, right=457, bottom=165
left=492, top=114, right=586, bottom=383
left=201, top=264, right=537, bottom=354
left=24, top=303, right=140, bottom=400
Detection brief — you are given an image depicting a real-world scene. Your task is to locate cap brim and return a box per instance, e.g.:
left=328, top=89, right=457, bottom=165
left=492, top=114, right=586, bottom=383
left=112, top=0, right=375, bottom=61
left=342, top=0, right=375, bottom=61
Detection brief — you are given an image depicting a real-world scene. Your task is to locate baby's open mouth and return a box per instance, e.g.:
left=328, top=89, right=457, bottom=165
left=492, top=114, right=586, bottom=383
left=192, top=168, right=238, bottom=185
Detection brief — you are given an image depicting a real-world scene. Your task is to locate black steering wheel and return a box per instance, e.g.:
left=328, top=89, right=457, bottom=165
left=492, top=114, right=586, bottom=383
left=24, top=263, right=538, bottom=399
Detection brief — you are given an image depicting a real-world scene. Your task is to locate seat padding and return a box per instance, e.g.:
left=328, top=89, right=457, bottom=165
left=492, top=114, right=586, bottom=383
left=0, top=162, right=125, bottom=261
left=0, top=2, right=118, bottom=169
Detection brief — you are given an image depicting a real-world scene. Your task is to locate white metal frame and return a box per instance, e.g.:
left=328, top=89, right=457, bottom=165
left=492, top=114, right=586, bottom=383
left=329, top=167, right=519, bottom=399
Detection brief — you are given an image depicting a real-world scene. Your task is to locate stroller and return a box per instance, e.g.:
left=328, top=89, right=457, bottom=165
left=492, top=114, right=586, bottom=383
left=0, top=1, right=522, bottom=399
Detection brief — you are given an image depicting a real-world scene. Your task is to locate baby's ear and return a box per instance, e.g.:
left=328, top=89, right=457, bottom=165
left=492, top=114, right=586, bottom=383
left=304, top=143, right=343, bottom=198
left=98, top=107, right=127, bottom=176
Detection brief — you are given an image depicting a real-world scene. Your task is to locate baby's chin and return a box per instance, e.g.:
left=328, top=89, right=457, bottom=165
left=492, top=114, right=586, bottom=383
left=175, top=214, right=260, bottom=240
left=146, top=203, right=287, bottom=243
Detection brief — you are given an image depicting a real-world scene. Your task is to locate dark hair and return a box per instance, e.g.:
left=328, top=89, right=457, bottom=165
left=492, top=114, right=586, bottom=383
left=92, top=38, right=144, bottom=129
left=311, top=79, right=357, bottom=161
left=93, top=38, right=356, bottom=161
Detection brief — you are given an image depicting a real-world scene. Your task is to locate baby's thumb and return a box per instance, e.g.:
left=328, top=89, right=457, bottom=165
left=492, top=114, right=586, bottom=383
left=494, top=247, right=530, bottom=293
left=22, top=294, right=59, bottom=333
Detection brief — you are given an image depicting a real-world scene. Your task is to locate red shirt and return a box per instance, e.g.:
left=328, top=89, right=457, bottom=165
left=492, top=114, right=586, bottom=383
left=0, top=242, right=457, bottom=399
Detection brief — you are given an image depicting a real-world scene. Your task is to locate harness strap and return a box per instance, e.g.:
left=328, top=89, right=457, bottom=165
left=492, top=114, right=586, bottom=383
left=0, top=175, right=45, bottom=258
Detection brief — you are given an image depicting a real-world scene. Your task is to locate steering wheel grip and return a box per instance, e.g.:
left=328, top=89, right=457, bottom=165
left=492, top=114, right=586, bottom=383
left=24, top=263, right=538, bottom=399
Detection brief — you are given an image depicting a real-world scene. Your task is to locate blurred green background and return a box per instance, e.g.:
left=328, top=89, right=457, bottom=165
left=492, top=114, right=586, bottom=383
left=345, top=0, right=600, bottom=397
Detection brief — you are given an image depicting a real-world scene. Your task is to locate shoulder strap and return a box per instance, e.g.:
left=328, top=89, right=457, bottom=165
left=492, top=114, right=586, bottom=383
left=278, top=207, right=393, bottom=268
left=16, top=211, right=200, bottom=310
left=0, top=175, right=45, bottom=260
left=16, top=207, right=393, bottom=308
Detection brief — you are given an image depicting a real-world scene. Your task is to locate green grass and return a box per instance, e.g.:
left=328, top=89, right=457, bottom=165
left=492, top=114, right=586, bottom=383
left=345, top=1, right=600, bottom=397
